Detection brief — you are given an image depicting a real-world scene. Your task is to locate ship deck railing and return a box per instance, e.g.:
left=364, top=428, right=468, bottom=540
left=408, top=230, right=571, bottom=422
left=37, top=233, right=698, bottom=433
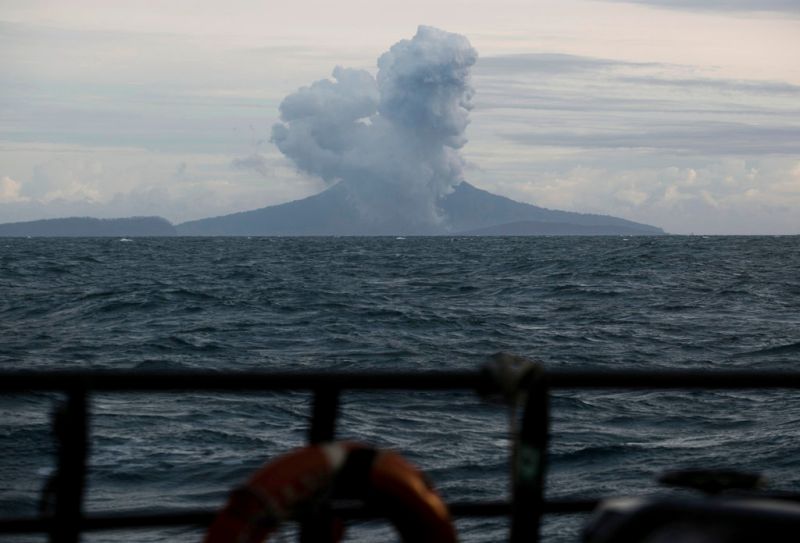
left=3, top=365, right=800, bottom=542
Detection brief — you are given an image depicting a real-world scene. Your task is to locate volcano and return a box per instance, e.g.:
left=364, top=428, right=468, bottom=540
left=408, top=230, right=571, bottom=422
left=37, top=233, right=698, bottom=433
left=175, top=182, right=664, bottom=236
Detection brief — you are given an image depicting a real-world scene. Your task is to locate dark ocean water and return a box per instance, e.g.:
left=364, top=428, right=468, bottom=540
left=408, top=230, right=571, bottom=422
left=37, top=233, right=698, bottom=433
left=1, top=236, right=799, bottom=542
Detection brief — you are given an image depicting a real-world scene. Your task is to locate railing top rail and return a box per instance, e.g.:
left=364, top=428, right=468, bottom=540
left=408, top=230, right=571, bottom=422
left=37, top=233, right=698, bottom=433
left=4, top=363, right=800, bottom=540
left=2, top=368, right=800, bottom=392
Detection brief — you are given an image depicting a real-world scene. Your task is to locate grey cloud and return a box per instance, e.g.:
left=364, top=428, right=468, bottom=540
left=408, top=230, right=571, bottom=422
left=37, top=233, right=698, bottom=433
left=475, top=53, right=659, bottom=76
left=600, top=0, right=800, bottom=13
left=475, top=52, right=800, bottom=100
left=475, top=93, right=798, bottom=117
left=279, top=67, right=378, bottom=124
left=501, top=124, right=800, bottom=155
left=271, top=26, right=478, bottom=225
left=475, top=93, right=688, bottom=114
left=475, top=53, right=800, bottom=102
left=231, top=153, right=270, bottom=178
left=0, top=20, right=311, bottom=153
left=471, top=54, right=800, bottom=126
left=616, top=76, right=800, bottom=95
left=470, top=49, right=800, bottom=166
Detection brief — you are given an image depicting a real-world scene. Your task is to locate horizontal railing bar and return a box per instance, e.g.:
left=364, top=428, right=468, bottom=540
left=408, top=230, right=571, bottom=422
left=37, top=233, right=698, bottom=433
left=2, top=370, right=800, bottom=392
left=549, top=371, right=800, bottom=389
left=0, top=499, right=599, bottom=533
left=0, top=371, right=481, bottom=392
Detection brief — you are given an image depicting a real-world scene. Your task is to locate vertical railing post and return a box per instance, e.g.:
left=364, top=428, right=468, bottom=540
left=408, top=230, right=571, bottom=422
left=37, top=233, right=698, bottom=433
left=510, top=366, right=549, bottom=543
left=300, top=388, right=340, bottom=543
left=308, top=388, right=340, bottom=444
left=51, top=388, right=89, bottom=543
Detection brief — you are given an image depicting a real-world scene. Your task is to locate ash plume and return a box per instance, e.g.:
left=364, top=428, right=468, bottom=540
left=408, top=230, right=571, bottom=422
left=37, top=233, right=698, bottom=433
left=271, top=26, right=478, bottom=227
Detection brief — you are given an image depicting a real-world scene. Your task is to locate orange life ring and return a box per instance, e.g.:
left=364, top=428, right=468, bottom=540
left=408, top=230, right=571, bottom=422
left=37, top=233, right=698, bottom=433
left=204, top=441, right=457, bottom=543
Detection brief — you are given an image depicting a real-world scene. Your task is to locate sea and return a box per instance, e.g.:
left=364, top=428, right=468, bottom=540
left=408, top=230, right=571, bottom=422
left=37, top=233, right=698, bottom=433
left=1, top=236, right=799, bottom=542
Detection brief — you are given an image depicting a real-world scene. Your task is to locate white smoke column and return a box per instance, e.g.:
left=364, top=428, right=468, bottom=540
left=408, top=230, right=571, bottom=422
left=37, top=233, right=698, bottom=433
left=271, top=26, right=477, bottom=227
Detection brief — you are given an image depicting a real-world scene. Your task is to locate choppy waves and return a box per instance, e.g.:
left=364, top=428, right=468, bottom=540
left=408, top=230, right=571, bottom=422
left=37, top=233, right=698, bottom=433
left=1, top=236, right=800, bottom=542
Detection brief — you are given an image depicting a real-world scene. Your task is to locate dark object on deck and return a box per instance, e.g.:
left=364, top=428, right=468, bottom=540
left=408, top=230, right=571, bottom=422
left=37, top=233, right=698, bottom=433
left=583, top=496, right=800, bottom=543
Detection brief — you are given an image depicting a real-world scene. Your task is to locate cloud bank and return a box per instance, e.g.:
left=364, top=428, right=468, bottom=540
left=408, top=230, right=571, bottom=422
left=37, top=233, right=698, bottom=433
left=0, top=176, right=28, bottom=204
left=271, top=26, right=478, bottom=226
left=602, top=0, right=800, bottom=14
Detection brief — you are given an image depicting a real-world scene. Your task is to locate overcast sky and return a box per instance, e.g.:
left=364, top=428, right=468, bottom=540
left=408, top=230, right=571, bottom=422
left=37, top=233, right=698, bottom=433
left=1, top=0, right=798, bottom=234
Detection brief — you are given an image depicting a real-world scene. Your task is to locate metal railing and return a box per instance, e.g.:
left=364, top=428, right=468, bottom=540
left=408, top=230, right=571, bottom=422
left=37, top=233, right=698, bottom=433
left=3, top=362, right=800, bottom=542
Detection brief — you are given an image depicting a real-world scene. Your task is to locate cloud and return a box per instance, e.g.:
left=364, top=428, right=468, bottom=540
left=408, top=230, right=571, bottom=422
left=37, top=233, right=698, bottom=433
left=230, top=153, right=270, bottom=178
left=0, top=20, right=320, bottom=155
left=24, top=159, right=105, bottom=203
left=271, top=25, right=478, bottom=226
left=502, top=124, right=800, bottom=155
left=469, top=52, right=800, bottom=159
left=615, top=76, right=800, bottom=95
left=599, top=0, right=800, bottom=14
left=488, top=158, right=800, bottom=234
left=0, top=141, right=329, bottom=224
left=0, top=176, right=29, bottom=203
left=476, top=53, right=658, bottom=76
